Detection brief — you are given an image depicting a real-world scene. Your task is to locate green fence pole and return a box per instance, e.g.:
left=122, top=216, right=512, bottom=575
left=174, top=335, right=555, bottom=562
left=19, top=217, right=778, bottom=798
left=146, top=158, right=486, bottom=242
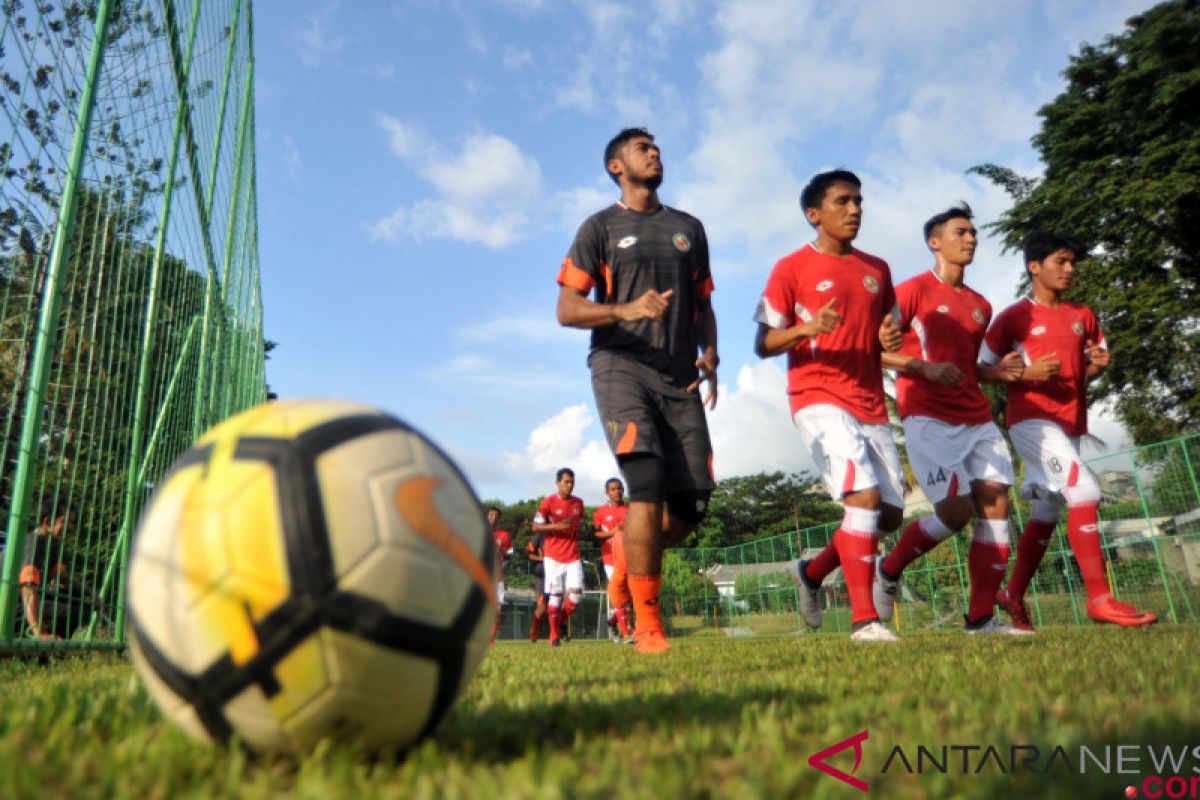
left=1129, top=449, right=1179, bottom=623
left=0, top=0, right=115, bottom=641
left=110, top=0, right=205, bottom=642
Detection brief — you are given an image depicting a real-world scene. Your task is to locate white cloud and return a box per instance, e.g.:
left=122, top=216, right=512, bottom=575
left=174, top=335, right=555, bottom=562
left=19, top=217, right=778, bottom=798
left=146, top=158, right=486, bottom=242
left=708, top=361, right=819, bottom=480
left=371, top=117, right=545, bottom=248
left=294, top=2, right=347, bottom=68
left=502, top=46, right=533, bottom=71
left=457, top=314, right=578, bottom=344
left=498, top=404, right=619, bottom=503
left=281, top=136, right=303, bottom=182
left=427, top=354, right=583, bottom=394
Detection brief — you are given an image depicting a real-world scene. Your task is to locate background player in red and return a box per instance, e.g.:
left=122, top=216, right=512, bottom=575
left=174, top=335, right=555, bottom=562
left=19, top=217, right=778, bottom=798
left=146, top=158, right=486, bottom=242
left=526, top=529, right=548, bottom=642
left=872, top=204, right=1029, bottom=635
left=487, top=506, right=513, bottom=645
left=532, top=468, right=586, bottom=647
left=557, top=127, right=718, bottom=654
left=753, top=169, right=906, bottom=642
left=981, top=231, right=1157, bottom=629
left=594, top=477, right=632, bottom=643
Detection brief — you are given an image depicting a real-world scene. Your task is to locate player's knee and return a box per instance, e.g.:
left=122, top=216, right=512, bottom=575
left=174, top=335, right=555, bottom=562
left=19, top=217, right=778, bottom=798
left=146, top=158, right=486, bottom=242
left=1062, top=482, right=1101, bottom=508
left=878, top=504, right=904, bottom=534
left=666, top=489, right=712, bottom=526
left=618, top=454, right=664, bottom=502
left=936, top=496, right=975, bottom=532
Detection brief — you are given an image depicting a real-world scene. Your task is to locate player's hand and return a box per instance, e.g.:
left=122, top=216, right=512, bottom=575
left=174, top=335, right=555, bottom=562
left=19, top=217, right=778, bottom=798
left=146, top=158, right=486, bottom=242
left=688, top=349, right=719, bottom=410
left=1084, top=340, right=1110, bottom=369
left=804, top=298, right=842, bottom=337
left=994, top=350, right=1025, bottom=382
left=621, top=289, right=674, bottom=322
left=879, top=313, right=903, bottom=352
left=916, top=361, right=965, bottom=387
left=1025, top=353, right=1061, bottom=381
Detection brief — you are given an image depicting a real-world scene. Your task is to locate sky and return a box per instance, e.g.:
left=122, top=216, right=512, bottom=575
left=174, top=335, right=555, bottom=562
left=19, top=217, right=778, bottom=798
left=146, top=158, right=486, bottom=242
left=253, top=0, right=1156, bottom=505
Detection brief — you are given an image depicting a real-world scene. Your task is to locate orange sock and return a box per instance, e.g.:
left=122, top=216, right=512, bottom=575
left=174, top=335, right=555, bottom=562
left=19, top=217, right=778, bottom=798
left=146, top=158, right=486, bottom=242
left=629, top=574, right=663, bottom=634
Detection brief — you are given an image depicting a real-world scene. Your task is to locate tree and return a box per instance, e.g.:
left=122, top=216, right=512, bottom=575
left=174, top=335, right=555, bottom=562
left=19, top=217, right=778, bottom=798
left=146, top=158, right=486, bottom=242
left=689, top=471, right=842, bottom=549
left=971, top=0, right=1200, bottom=445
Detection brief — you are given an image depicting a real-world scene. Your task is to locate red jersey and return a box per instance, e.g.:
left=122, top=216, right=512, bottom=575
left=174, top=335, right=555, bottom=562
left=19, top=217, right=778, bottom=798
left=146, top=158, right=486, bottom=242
left=492, top=529, right=513, bottom=576
left=981, top=297, right=1104, bottom=437
left=534, top=493, right=584, bottom=562
left=593, top=503, right=627, bottom=566
left=893, top=270, right=992, bottom=425
left=754, top=244, right=896, bottom=423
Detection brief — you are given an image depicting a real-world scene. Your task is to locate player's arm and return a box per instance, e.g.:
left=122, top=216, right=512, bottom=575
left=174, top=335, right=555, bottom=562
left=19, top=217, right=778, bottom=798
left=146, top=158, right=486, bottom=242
left=977, top=351, right=1025, bottom=383
left=881, top=352, right=965, bottom=387
left=557, top=285, right=675, bottom=329
left=753, top=297, right=843, bottom=358
left=689, top=302, right=719, bottom=409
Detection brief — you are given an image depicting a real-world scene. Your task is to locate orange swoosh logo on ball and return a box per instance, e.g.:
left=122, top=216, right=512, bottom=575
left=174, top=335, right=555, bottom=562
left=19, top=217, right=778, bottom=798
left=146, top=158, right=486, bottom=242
left=395, top=476, right=496, bottom=610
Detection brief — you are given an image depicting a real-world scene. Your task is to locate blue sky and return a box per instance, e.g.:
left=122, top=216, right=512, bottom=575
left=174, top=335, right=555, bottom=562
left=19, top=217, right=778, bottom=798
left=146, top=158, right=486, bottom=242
left=253, top=0, right=1154, bottom=505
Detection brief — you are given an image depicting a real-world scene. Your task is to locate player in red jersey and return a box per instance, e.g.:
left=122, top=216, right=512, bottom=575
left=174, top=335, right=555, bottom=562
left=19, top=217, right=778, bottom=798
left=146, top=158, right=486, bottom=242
left=532, top=468, right=586, bottom=646
left=558, top=128, right=718, bottom=654
left=526, top=530, right=548, bottom=642
left=487, top=506, right=514, bottom=645
left=871, top=204, right=1029, bottom=635
left=981, top=231, right=1157, bottom=630
left=594, top=477, right=633, bottom=643
left=754, top=169, right=906, bottom=642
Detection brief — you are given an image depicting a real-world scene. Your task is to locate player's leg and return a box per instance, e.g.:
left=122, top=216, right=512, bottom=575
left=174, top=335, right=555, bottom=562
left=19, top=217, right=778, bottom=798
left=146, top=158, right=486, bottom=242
left=609, top=532, right=633, bottom=640
left=530, top=575, right=546, bottom=642
left=544, top=558, right=566, bottom=646
left=490, top=580, right=505, bottom=645
left=560, top=560, right=585, bottom=637
left=875, top=418, right=973, bottom=622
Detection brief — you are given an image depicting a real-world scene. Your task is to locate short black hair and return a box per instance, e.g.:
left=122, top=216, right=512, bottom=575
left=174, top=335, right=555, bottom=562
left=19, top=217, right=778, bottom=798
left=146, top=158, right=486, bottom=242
left=800, top=169, right=861, bottom=212
left=486, top=505, right=500, bottom=514
left=556, top=467, right=575, bottom=482
left=1022, top=230, right=1086, bottom=270
left=923, top=203, right=973, bottom=243
left=604, top=127, right=654, bottom=185
left=605, top=477, right=624, bottom=491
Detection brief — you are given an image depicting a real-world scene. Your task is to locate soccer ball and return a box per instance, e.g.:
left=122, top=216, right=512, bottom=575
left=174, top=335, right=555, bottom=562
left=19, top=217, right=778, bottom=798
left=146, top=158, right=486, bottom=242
left=126, top=399, right=495, bottom=753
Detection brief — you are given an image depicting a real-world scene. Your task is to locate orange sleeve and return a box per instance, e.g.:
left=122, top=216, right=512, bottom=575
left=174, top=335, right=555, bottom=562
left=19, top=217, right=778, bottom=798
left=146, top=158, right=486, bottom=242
left=19, top=564, right=40, bottom=586
left=557, top=257, right=595, bottom=292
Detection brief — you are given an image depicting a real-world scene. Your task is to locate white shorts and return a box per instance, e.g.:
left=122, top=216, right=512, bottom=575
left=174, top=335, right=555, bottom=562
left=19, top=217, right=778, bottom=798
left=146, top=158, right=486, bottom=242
left=1009, top=419, right=1099, bottom=500
left=496, top=581, right=506, bottom=606
left=604, top=564, right=614, bottom=581
left=793, top=404, right=906, bottom=508
left=903, top=417, right=1014, bottom=505
left=544, top=557, right=584, bottom=595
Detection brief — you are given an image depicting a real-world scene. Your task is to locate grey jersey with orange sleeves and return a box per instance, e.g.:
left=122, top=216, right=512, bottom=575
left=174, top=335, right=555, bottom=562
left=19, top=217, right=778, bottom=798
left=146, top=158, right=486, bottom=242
left=558, top=202, right=713, bottom=391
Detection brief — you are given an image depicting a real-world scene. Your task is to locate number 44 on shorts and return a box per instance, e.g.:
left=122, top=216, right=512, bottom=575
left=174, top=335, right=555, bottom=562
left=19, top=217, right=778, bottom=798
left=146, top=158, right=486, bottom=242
left=926, top=467, right=948, bottom=486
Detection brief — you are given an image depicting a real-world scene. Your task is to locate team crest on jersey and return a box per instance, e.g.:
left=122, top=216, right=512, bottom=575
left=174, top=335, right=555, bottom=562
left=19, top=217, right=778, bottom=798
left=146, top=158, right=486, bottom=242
left=1072, top=321, right=1085, bottom=336
left=936, top=304, right=950, bottom=314
left=1031, top=325, right=1046, bottom=336
left=816, top=279, right=834, bottom=292
left=618, top=235, right=638, bottom=249
left=972, top=309, right=986, bottom=325
left=672, top=233, right=691, bottom=252
left=862, top=275, right=880, bottom=294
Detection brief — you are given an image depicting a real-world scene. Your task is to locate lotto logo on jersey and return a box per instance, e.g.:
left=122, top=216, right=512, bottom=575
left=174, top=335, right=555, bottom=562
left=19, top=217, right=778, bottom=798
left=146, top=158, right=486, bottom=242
left=972, top=309, right=986, bottom=325
left=862, top=275, right=879, bottom=294
left=936, top=305, right=950, bottom=314
left=672, top=233, right=691, bottom=252
left=1031, top=325, right=1047, bottom=336
left=1072, top=321, right=1085, bottom=336
left=816, top=280, right=834, bottom=292
left=618, top=235, right=637, bottom=249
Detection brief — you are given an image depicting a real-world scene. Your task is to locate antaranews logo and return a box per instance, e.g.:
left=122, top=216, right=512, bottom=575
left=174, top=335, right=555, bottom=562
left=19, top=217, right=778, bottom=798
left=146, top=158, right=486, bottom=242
left=809, top=732, right=1200, bottom=796
left=809, top=730, right=870, bottom=792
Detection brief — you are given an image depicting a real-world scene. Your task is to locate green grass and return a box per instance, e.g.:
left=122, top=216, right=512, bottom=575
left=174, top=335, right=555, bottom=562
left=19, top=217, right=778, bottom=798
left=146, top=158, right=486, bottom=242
left=2, top=626, right=1198, bottom=798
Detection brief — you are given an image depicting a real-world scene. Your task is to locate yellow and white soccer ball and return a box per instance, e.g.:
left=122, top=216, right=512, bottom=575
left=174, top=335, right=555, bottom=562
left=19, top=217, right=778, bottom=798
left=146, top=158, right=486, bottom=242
left=126, top=399, right=495, bottom=753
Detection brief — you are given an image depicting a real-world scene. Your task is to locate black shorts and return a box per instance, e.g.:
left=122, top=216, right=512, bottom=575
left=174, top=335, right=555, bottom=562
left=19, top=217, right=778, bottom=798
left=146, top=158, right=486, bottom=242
left=531, top=572, right=545, bottom=598
left=590, top=351, right=714, bottom=494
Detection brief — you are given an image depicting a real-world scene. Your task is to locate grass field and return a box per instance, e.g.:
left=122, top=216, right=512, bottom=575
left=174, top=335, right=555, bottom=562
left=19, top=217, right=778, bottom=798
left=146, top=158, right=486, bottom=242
left=2, top=626, right=1198, bottom=799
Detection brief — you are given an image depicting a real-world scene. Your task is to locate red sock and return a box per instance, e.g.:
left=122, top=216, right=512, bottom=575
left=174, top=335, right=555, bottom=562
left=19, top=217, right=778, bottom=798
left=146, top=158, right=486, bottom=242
left=804, top=541, right=840, bottom=584
left=615, top=607, right=630, bottom=636
left=1006, top=518, right=1056, bottom=599
left=629, top=574, right=664, bottom=634
left=882, top=518, right=938, bottom=578
left=490, top=612, right=500, bottom=644
left=834, top=529, right=878, bottom=626
left=1067, top=503, right=1110, bottom=603
left=561, top=598, right=577, bottom=618
left=967, top=520, right=1010, bottom=622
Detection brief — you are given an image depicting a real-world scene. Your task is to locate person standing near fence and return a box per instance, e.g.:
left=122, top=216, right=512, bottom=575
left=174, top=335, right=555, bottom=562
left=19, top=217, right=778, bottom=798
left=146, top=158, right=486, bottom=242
left=526, top=529, right=549, bottom=642
left=19, top=505, right=88, bottom=640
left=488, top=506, right=513, bottom=645
left=981, top=230, right=1157, bottom=630
left=594, top=477, right=633, bottom=643
left=532, top=468, right=586, bottom=647
left=871, top=204, right=1029, bottom=635
left=557, top=127, right=718, bottom=654
left=753, top=169, right=906, bottom=642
